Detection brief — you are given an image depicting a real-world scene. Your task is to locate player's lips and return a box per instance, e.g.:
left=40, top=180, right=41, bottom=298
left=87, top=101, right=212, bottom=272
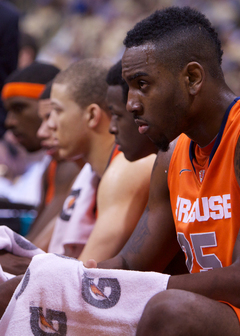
left=40, top=140, right=59, bottom=155
left=46, top=147, right=58, bottom=156
left=134, top=118, right=149, bottom=135
left=114, top=137, right=120, bottom=146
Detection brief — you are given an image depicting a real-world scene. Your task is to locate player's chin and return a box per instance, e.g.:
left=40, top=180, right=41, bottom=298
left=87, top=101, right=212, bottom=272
left=152, top=136, right=170, bottom=152
left=57, top=148, right=69, bottom=160
left=51, top=151, right=62, bottom=161
left=122, top=149, right=138, bottom=162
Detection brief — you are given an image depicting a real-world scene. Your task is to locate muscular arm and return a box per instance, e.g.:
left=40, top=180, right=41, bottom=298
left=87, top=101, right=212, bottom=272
left=79, top=152, right=156, bottom=263
left=26, top=160, right=79, bottom=242
left=167, top=243, right=240, bottom=308
left=98, top=140, right=180, bottom=271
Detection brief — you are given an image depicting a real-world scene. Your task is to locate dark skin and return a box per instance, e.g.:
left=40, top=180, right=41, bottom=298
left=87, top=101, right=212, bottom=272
left=0, top=250, right=30, bottom=275
left=0, top=275, right=23, bottom=318
left=93, top=43, right=240, bottom=335
left=107, top=83, right=186, bottom=275
left=4, top=97, right=42, bottom=152
left=107, top=84, right=157, bottom=161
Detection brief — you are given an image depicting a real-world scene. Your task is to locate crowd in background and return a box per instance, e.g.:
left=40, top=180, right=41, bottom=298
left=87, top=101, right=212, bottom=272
left=8, top=0, right=240, bottom=94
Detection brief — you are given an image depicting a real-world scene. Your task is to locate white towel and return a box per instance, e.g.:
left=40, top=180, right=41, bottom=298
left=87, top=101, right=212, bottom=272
left=0, top=225, right=45, bottom=283
left=0, top=253, right=170, bottom=335
left=0, top=226, right=44, bottom=257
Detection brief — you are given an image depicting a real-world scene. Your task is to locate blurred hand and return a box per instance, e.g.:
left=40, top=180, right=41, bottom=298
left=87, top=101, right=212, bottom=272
left=0, top=275, right=23, bottom=318
left=84, top=259, right=97, bottom=268
left=0, top=250, right=31, bottom=275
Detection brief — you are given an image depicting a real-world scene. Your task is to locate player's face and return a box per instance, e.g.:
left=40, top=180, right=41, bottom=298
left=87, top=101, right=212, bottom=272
left=37, top=98, right=61, bottom=160
left=107, top=85, right=157, bottom=161
left=122, top=43, right=189, bottom=151
left=48, top=83, right=88, bottom=161
left=4, top=96, right=42, bottom=152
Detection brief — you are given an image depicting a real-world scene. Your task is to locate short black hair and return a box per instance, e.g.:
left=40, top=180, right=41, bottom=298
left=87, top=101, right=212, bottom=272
left=124, top=7, right=223, bottom=77
left=106, top=60, right=129, bottom=104
left=5, top=61, right=60, bottom=84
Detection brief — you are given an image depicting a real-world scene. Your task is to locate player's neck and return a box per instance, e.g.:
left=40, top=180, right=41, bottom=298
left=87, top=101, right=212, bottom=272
left=86, top=134, right=115, bottom=178
left=187, top=89, right=237, bottom=147
left=74, top=157, right=85, bottom=169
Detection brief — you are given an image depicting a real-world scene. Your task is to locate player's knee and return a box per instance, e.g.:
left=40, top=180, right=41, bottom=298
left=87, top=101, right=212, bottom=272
left=136, top=289, right=197, bottom=336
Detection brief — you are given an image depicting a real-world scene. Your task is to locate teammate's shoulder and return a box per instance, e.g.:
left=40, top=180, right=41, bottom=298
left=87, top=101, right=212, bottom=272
left=110, top=151, right=155, bottom=173
left=102, top=152, right=131, bottom=182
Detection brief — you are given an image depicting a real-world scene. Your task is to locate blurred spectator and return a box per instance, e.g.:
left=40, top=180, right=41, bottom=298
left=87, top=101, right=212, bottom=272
left=9, top=0, right=240, bottom=93
left=0, top=1, right=20, bottom=138
left=0, top=61, right=60, bottom=235
left=18, top=32, right=39, bottom=69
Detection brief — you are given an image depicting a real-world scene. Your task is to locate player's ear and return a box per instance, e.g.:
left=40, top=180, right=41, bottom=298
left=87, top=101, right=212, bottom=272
left=85, top=103, right=102, bottom=128
left=184, top=62, right=204, bottom=96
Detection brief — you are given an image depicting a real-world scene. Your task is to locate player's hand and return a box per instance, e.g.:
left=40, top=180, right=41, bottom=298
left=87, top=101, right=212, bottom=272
left=64, top=244, right=84, bottom=259
left=84, top=259, right=98, bottom=268
left=0, top=275, right=23, bottom=318
left=0, top=250, right=31, bottom=275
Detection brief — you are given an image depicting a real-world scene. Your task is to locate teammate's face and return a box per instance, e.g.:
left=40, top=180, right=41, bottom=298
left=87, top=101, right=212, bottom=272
left=107, top=85, right=157, bottom=161
left=4, top=96, right=42, bottom=152
left=37, top=98, right=61, bottom=160
left=122, top=43, right=189, bottom=151
left=48, top=83, right=88, bottom=161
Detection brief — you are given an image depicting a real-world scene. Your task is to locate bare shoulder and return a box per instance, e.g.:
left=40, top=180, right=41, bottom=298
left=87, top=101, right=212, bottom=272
left=80, top=154, right=157, bottom=263
left=100, top=152, right=156, bottom=193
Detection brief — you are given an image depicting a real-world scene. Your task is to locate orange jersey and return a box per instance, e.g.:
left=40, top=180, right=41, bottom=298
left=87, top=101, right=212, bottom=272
left=45, top=159, right=57, bottom=205
left=168, top=97, right=240, bottom=319
left=168, top=98, right=240, bottom=273
left=107, top=144, right=121, bottom=166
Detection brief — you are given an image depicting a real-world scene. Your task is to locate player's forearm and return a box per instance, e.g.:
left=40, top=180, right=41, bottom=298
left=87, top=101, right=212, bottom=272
left=0, top=275, right=23, bottom=318
left=0, top=251, right=31, bottom=275
left=97, top=255, right=129, bottom=270
left=167, top=264, right=240, bottom=308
